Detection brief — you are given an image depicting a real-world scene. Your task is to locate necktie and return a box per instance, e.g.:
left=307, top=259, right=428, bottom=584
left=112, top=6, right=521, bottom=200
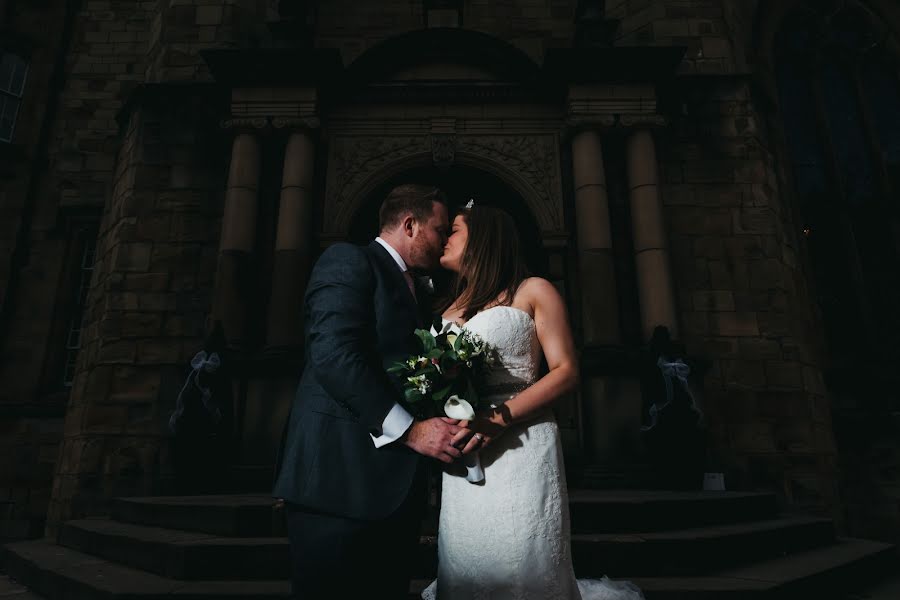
left=403, top=270, right=417, bottom=303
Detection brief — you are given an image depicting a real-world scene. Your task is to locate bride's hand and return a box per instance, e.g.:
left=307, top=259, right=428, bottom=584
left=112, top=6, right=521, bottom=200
left=451, top=407, right=511, bottom=455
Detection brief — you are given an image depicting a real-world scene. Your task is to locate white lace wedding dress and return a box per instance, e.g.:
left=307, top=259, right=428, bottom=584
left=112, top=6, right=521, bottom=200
left=422, top=306, right=644, bottom=600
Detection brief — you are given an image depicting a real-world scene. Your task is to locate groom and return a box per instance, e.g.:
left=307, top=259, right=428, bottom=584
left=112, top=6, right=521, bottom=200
left=273, top=184, right=469, bottom=599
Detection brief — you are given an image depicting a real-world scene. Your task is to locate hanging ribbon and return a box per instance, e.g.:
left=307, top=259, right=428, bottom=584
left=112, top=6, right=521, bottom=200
left=641, top=356, right=703, bottom=431
left=168, top=350, right=222, bottom=433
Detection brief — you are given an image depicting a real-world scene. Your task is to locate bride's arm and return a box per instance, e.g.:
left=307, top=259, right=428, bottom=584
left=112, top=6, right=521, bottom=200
left=456, top=278, right=580, bottom=453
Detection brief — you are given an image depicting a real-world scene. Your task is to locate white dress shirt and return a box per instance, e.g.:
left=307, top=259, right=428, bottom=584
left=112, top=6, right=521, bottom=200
left=370, top=237, right=416, bottom=448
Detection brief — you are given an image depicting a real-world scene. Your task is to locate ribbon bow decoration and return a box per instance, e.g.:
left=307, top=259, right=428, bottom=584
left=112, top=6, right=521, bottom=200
left=641, top=356, right=703, bottom=431
left=168, top=350, right=222, bottom=434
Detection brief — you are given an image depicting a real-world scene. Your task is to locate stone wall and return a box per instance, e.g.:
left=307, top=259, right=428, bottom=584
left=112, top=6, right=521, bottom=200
left=47, top=90, right=226, bottom=533
left=608, top=0, right=750, bottom=75
left=658, top=77, right=839, bottom=517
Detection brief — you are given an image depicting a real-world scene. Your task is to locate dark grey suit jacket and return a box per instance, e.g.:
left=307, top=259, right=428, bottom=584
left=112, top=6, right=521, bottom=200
left=273, top=241, right=430, bottom=520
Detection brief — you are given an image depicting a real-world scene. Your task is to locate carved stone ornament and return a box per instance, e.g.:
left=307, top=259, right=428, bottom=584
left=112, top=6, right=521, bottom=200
left=324, top=133, right=564, bottom=235
left=271, top=116, right=321, bottom=130
left=326, top=136, right=431, bottom=233
left=220, top=117, right=269, bottom=132
left=618, top=114, right=667, bottom=128
left=431, top=134, right=456, bottom=169
left=456, top=135, right=563, bottom=231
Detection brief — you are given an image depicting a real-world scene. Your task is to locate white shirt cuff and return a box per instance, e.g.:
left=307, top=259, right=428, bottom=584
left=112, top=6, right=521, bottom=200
left=370, top=402, right=415, bottom=448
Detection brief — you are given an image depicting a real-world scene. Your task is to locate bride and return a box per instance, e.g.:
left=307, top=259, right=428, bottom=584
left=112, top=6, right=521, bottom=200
left=421, top=204, right=643, bottom=600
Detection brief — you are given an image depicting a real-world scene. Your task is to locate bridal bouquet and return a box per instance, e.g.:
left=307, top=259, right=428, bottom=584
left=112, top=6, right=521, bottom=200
left=388, top=321, right=494, bottom=482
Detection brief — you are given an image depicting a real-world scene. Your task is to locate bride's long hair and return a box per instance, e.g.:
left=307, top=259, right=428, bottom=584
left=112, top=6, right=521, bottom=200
left=441, top=205, right=530, bottom=321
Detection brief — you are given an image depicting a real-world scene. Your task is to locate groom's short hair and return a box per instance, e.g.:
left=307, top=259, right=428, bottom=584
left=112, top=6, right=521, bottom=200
left=379, top=184, right=447, bottom=232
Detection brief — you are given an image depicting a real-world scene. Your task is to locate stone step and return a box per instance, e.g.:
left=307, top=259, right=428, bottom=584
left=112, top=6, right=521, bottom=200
left=110, top=490, right=778, bottom=538
left=58, top=518, right=290, bottom=581
left=0, top=540, right=291, bottom=599
left=109, top=495, right=284, bottom=537
left=417, top=516, right=835, bottom=579
left=570, top=516, right=835, bottom=576
left=0, top=574, right=45, bottom=599
left=568, top=489, right=778, bottom=533
left=410, top=539, right=895, bottom=599
left=3, top=537, right=894, bottom=600
left=629, top=538, right=897, bottom=599
left=57, top=514, right=832, bottom=581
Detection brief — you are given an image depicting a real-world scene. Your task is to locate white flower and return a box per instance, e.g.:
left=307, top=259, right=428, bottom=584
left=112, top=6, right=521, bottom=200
left=444, top=395, right=475, bottom=420
left=407, top=374, right=431, bottom=394
left=446, top=333, right=458, bottom=346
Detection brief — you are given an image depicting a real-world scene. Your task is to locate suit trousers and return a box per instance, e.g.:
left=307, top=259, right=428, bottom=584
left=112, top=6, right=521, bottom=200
left=286, top=465, right=426, bottom=600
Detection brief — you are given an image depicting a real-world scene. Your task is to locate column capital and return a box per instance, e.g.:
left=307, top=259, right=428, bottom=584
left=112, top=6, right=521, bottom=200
left=619, top=114, right=668, bottom=129
left=220, top=117, right=270, bottom=134
left=564, top=113, right=667, bottom=138
left=272, top=116, right=321, bottom=132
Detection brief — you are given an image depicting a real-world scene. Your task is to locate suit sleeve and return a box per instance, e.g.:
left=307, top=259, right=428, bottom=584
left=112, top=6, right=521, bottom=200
left=304, top=243, right=403, bottom=431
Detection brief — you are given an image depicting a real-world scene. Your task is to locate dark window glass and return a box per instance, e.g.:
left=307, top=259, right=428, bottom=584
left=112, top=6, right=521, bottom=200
left=63, top=229, right=98, bottom=387
left=0, top=51, right=27, bottom=142
left=821, top=62, right=876, bottom=206
left=775, top=58, right=829, bottom=205
left=861, top=59, right=900, bottom=197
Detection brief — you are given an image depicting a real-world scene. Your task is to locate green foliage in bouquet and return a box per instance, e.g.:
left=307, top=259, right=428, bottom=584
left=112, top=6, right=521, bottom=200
left=387, top=325, right=494, bottom=419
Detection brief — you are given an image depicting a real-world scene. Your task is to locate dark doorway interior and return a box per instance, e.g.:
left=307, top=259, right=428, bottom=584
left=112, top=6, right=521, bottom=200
left=348, top=164, right=548, bottom=280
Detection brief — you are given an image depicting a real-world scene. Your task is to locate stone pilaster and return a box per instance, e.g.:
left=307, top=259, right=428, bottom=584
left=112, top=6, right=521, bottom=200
left=265, top=122, right=317, bottom=350
left=627, top=129, right=679, bottom=341
left=212, top=119, right=264, bottom=349
left=571, top=129, right=621, bottom=346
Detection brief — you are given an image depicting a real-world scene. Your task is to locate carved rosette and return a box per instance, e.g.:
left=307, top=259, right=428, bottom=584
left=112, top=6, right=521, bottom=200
left=431, top=134, right=457, bottom=169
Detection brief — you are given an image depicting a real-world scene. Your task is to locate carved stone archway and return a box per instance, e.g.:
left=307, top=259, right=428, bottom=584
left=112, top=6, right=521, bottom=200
left=321, top=133, right=565, bottom=243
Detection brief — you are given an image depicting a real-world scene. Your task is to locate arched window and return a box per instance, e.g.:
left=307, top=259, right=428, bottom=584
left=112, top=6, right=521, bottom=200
left=775, top=1, right=900, bottom=402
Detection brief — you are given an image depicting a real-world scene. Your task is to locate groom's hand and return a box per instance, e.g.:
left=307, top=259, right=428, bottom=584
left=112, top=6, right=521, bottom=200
left=401, top=418, right=469, bottom=463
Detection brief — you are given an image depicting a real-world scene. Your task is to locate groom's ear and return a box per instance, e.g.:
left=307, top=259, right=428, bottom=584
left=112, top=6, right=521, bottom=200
left=401, top=214, right=416, bottom=237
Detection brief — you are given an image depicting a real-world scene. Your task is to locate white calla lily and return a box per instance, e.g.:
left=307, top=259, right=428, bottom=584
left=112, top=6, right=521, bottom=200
left=444, top=395, right=476, bottom=420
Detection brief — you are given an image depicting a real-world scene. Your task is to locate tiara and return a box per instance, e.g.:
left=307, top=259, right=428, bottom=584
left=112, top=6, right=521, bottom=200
left=465, top=198, right=475, bottom=209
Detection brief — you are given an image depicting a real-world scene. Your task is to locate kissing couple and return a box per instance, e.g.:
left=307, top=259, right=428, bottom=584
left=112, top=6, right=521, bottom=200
left=273, top=184, right=643, bottom=599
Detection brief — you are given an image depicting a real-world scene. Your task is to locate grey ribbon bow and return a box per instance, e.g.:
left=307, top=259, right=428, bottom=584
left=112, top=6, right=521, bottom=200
left=641, top=356, right=703, bottom=431
left=168, top=350, right=222, bottom=433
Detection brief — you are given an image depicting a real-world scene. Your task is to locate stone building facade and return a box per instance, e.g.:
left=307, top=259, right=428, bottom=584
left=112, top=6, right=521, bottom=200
left=0, top=0, right=898, bottom=544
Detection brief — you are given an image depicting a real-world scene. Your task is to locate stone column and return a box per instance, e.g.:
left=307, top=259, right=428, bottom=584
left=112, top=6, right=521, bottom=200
left=213, top=122, right=263, bottom=348
left=627, top=129, right=678, bottom=341
left=571, top=129, right=621, bottom=345
left=570, top=128, right=627, bottom=463
left=266, top=127, right=316, bottom=350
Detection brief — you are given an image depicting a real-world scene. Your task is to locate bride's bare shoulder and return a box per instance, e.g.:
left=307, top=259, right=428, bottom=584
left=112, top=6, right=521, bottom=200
left=515, top=277, right=561, bottom=309
left=518, top=276, right=557, bottom=295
